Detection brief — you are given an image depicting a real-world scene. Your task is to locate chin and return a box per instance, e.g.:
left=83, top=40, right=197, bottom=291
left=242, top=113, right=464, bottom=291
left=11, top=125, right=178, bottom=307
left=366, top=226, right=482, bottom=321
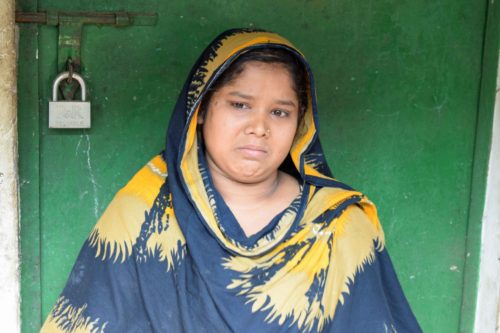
left=231, top=170, right=272, bottom=184
left=233, top=173, right=261, bottom=183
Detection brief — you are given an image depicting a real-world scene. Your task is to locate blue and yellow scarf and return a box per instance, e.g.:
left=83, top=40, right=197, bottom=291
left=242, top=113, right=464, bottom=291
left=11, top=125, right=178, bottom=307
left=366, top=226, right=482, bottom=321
left=41, top=29, right=421, bottom=333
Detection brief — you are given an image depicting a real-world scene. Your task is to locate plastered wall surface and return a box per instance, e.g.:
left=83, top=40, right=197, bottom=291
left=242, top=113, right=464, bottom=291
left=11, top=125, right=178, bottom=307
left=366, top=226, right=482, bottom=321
left=475, top=56, right=500, bottom=333
left=0, top=0, right=20, bottom=332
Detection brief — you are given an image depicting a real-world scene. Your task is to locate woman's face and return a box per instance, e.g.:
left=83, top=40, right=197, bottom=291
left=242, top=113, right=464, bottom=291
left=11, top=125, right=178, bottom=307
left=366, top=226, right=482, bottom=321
left=199, top=61, right=300, bottom=184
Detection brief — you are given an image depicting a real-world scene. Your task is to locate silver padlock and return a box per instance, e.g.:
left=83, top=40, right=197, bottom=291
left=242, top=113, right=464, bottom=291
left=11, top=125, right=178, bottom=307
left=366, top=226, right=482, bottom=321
left=49, top=72, right=91, bottom=129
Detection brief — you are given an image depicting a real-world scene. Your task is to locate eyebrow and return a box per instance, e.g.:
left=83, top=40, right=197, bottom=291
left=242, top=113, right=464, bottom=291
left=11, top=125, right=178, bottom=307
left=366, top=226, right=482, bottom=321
left=227, top=91, right=297, bottom=108
left=228, top=91, right=253, bottom=100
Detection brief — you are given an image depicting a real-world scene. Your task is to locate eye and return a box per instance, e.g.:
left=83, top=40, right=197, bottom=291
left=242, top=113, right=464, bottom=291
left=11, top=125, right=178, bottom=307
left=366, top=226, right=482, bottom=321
left=230, top=101, right=249, bottom=110
left=270, top=109, right=289, bottom=118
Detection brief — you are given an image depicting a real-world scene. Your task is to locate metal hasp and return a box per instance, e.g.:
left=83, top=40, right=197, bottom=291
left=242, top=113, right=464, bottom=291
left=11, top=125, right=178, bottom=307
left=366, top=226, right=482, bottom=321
left=16, top=11, right=158, bottom=99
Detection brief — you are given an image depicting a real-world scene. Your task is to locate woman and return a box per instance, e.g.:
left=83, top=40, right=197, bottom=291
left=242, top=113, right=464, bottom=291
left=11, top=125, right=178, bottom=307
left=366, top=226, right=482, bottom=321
left=41, top=29, right=422, bottom=332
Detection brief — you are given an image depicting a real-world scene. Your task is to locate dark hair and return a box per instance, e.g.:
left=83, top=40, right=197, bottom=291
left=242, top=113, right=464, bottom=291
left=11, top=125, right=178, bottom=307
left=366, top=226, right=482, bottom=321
left=200, top=47, right=308, bottom=122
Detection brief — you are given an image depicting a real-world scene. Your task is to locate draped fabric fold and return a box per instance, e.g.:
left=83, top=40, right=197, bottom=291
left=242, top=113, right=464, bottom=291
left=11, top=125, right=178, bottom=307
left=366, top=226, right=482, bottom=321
left=41, top=29, right=422, bottom=333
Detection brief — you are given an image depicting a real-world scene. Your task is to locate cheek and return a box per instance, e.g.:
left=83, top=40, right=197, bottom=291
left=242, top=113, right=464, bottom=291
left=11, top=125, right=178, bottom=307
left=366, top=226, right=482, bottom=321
left=272, top=125, right=298, bottom=156
left=205, top=111, right=243, bottom=139
left=202, top=116, right=234, bottom=154
left=279, top=122, right=298, bottom=142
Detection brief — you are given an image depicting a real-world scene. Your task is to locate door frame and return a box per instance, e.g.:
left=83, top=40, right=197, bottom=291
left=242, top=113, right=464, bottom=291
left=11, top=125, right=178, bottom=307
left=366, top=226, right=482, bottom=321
left=0, top=0, right=21, bottom=332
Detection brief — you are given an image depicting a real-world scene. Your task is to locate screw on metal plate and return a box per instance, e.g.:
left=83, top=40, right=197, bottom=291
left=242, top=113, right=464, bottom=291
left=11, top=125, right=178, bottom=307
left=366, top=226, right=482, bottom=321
left=48, top=71, right=91, bottom=129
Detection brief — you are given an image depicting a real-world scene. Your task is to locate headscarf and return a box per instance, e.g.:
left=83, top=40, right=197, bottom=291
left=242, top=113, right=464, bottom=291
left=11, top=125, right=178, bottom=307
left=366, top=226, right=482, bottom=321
left=41, top=28, right=422, bottom=333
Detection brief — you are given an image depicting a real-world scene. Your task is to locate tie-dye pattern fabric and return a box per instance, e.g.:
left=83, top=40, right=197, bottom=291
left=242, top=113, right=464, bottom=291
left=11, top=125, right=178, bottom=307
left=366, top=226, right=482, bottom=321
left=41, top=29, right=422, bottom=333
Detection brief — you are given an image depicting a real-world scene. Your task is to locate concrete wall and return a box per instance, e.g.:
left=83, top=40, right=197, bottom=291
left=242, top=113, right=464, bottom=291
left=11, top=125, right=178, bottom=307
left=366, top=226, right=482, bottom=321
left=475, top=55, right=500, bottom=333
left=0, top=0, right=20, bottom=332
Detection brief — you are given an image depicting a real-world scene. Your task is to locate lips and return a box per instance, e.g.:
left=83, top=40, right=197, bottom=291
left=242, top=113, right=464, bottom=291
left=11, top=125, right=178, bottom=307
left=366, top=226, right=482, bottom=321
left=237, top=144, right=268, bottom=158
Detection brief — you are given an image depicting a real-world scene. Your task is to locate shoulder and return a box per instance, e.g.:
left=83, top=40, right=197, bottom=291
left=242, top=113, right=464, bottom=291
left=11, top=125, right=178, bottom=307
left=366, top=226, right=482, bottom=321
left=336, top=203, right=385, bottom=251
left=87, top=155, right=170, bottom=262
left=304, top=186, right=385, bottom=249
left=119, top=154, right=168, bottom=201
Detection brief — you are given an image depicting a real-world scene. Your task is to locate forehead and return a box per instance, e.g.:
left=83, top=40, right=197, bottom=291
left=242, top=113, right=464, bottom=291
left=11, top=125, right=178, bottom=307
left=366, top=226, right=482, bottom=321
left=233, top=60, right=291, bottom=77
left=221, top=61, right=296, bottom=90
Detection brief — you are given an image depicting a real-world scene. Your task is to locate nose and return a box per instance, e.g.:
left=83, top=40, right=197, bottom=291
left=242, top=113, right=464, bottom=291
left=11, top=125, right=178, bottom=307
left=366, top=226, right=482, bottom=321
left=244, top=111, right=269, bottom=137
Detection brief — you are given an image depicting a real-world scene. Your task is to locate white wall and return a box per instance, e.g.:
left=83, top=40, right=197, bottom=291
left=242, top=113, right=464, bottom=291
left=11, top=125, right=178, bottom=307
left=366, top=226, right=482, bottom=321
left=0, top=0, right=20, bottom=332
left=475, top=54, right=500, bottom=333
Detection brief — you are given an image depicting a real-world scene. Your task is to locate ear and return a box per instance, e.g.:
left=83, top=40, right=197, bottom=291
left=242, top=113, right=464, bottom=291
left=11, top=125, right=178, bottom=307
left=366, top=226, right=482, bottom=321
left=197, top=109, right=204, bottom=125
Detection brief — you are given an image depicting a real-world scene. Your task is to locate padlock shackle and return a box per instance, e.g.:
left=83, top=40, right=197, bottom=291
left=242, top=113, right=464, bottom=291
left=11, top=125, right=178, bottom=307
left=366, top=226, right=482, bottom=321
left=52, top=71, right=86, bottom=101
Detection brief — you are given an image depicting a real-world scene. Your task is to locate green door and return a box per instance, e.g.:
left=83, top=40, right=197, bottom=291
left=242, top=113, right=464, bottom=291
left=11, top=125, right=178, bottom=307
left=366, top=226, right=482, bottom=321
left=17, top=0, right=498, bottom=332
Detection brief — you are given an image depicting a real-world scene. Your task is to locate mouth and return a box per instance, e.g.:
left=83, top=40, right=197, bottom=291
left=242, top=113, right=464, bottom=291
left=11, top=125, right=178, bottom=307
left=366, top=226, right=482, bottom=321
left=237, top=145, right=268, bottom=158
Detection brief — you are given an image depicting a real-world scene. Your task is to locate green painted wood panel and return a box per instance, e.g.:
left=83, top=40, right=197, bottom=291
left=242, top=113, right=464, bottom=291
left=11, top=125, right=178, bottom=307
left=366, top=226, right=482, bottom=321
left=17, top=0, right=41, bottom=331
left=18, top=0, right=497, bottom=332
